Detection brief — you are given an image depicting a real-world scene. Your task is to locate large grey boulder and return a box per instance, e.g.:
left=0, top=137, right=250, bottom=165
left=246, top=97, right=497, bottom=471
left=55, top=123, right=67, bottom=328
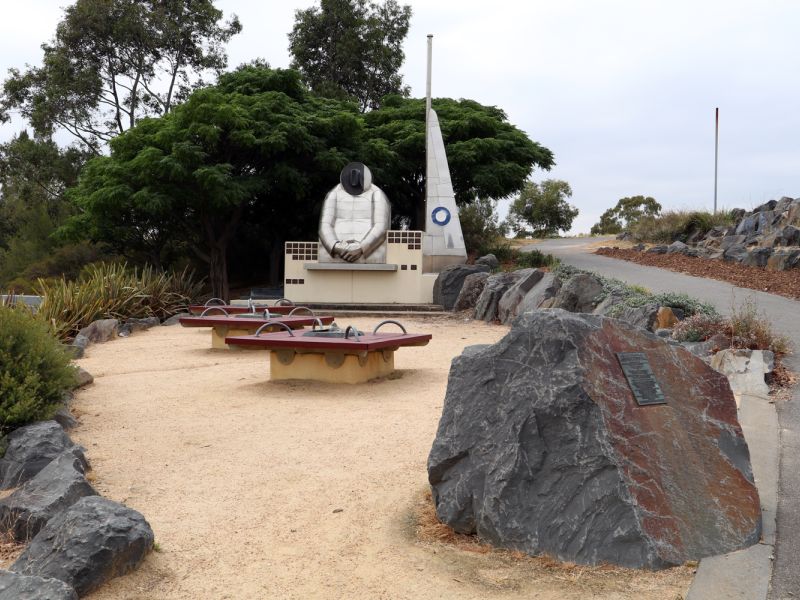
left=474, top=272, right=522, bottom=322
left=0, top=450, right=97, bottom=541
left=428, top=310, right=761, bottom=569
left=744, top=247, right=773, bottom=267
left=0, top=570, right=77, bottom=600
left=645, top=245, right=668, bottom=254
left=161, top=313, right=186, bottom=326
left=550, top=273, right=604, bottom=313
left=69, top=335, right=89, bottom=359
left=452, top=272, right=490, bottom=312
left=76, top=319, right=119, bottom=344
left=612, top=302, right=660, bottom=331
left=667, top=240, right=688, bottom=254
left=720, top=234, right=747, bottom=250
left=0, top=422, right=87, bottom=490
left=11, top=497, right=154, bottom=597
left=433, top=264, right=491, bottom=311
left=723, top=244, right=748, bottom=263
left=497, top=269, right=545, bottom=324
left=517, top=272, right=561, bottom=313
left=72, top=367, right=93, bottom=389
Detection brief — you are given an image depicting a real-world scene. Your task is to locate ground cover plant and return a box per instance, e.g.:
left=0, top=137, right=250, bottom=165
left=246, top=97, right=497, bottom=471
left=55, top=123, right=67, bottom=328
left=36, top=262, right=203, bottom=340
left=0, top=305, right=76, bottom=431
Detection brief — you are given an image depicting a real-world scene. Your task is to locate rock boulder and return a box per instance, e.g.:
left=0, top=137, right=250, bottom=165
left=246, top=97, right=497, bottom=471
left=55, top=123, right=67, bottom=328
left=474, top=272, right=522, bottom=322
left=0, top=450, right=97, bottom=541
left=76, top=319, right=119, bottom=344
left=0, top=570, right=77, bottom=600
left=11, top=497, right=154, bottom=597
left=428, top=310, right=761, bottom=569
left=433, top=264, right=491, bottom=311
left=497, top=269, right=545, bottom=324
left=0, top=422, right=87, bottom=490
left=550, top=273, right=604, bottom=313
left=452, top=272, right=490, bottom=312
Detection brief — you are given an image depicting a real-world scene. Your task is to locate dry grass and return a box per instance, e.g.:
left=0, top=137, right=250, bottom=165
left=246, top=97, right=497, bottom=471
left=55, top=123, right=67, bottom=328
left=0, top=535, right=25, bottom=568
left=409, top=489, right=693, bottom=598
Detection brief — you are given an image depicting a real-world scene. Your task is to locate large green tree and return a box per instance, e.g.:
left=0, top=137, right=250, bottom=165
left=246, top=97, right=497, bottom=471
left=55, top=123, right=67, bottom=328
left=0, top=133, right=90, bottom=286
left=67, top=67, right=553, bottom=298
left=506, top=179, right=579, bottom=237
left=590, top=195, right=662, bottom=234
left=288, top=0, right=411, bottom=111
left=1, top=0, right=241, bottom=153
left=364, top=96, right=554, bottom=228
left=67, top=67, right=363, bottom=299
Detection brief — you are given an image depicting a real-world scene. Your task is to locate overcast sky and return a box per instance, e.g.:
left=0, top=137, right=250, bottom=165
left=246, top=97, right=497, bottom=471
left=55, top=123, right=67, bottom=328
left=2, top=0, right=799, bottom=233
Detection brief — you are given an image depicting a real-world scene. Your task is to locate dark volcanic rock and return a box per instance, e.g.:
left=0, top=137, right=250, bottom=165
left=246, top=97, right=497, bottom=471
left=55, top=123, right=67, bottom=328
left=744, top=247, right=773, bottom=267
left=723, top=244, right=748, bottom=263
left=0, top=570, right=77, bottom=600
left=0, top=450, right=97, bottom=541
left=497, top=269, right=545, bottom=324
left=452, top=272, right=490, bottom=312
left=550, top=273, right=604, bottom=313
left=517, top=273, right=561, bottom=313
left=645, top=245, right=668, bottom=254
left=474, top=272, right=522, bottom=322
left=433, top=264, right=491, bottom=311
left=11, top=497, right=154, bottom=597
left=0, top=422, right=87, bottom=490
left=427, top=310, right=760, bottom=569
left=475, top=254, right=499, bottom=270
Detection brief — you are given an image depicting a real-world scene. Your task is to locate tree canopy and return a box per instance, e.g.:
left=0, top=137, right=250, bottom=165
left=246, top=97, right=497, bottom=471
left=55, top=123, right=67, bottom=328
left=506, top=179, right=579, bottom=237
left=364, top=95, right=554, bottom=228
left=66, top=67, right=363, bottom=298
left=288, top=0, right=411, bottom=111
left=1, top=0, right=241, bottom=153
left=67, top=66, right=554, bottom=298
left=590, top=195, right=662, bottom=234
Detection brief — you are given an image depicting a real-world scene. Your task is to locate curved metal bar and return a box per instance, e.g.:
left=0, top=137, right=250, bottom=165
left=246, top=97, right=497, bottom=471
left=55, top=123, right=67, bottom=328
left=344, top=325, right=361, bottom=341
left=275, top=298, right=295, bottom=306
left=200, top=306, right=230, bottom=317
left=255, top=321, right=295, bottom=337
left=288, top=306, right=314, bottom=316
left=372, top=319, right=407, bottom=335
left=204, top=297, right=226, bottom=307
left=262, top=308, right=273, bottom=319
left=310, top=317, right=325, bottom=330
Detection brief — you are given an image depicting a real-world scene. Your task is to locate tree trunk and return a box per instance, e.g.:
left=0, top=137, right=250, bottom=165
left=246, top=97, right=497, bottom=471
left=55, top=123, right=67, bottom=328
left=209, top=244, right=229, bottom=301
left=268, top=240, right=283, bottom=287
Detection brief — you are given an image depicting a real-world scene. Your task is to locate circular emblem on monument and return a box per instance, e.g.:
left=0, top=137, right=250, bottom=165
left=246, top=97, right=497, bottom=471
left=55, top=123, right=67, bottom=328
left=431, top=206, right=451, bottom=226
left=340, top=162, right=366, bottom=195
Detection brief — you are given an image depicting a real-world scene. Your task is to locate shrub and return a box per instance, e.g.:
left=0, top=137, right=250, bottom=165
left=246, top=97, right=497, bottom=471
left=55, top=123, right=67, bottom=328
left=513, top=249, right=558, bottom=269
left=36, top=262, right=204, bottom=340
left=0, top=306, right=76, bottom=431
left=672, top=313, right=729, bottom=342
left=728, top=300, right=789, bottom=354
left=629, top=210, right=735, bottom=244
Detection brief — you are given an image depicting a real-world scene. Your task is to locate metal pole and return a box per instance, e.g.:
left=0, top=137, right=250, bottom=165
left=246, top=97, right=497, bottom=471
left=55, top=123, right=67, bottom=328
left=426, top=35, right=433, bottom=128
left=714, top=107, right=719, bottom=214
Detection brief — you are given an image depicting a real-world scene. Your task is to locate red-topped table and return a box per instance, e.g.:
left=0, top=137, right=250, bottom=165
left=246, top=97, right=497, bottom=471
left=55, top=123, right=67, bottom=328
left=226, top=322, right=431, bottom=383
left=188, top=304, right=296, bottom=316
left=179, top=314, right=334, bottom=349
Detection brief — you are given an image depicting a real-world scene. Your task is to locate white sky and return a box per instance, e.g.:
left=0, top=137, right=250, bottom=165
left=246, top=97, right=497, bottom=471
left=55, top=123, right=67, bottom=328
left=2, top=0, right=799, bottom=233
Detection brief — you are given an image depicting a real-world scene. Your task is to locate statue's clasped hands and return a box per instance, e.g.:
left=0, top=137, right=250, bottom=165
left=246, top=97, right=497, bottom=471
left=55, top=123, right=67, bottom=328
left=333, top=240, right=364, bottom=262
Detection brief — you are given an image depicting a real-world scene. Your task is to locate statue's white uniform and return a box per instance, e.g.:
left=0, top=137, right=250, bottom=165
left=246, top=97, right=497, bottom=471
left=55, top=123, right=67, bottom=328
left=318, top=167, right=391, bottom=264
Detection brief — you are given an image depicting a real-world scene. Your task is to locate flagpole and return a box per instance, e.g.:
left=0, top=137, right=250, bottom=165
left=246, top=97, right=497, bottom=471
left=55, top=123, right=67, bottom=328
left=714, top=107, right=719, bottom=214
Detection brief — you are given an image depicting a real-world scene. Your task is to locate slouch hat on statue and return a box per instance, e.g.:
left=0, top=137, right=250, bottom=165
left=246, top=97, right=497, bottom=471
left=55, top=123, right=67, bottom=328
left=340, top=162, right=372, bottom=195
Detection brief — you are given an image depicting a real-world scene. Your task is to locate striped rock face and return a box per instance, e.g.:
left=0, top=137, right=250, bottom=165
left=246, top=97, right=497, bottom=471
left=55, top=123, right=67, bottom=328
left=428, top=309, right=761, bottom=569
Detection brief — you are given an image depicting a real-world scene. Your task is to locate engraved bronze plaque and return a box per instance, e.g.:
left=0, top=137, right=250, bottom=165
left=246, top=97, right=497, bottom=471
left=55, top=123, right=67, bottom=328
left=617, top=352, right=666, bottom=406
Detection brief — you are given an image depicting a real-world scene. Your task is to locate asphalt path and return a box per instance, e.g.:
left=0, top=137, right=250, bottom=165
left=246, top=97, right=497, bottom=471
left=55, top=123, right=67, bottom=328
left=530, top=237, right=800, bottom=599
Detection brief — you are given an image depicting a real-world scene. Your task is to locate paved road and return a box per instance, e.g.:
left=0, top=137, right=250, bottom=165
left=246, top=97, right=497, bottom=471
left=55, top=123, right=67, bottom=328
left=530, top=238, right=800, bottom=599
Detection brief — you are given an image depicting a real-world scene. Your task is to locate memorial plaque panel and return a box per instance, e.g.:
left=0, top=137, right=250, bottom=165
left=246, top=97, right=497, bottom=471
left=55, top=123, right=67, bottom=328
left=617, top=352, right=666, bottom=406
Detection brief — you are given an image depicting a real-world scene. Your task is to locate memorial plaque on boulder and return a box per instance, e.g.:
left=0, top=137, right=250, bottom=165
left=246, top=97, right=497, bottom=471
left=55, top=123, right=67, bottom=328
left=428, top=309, right=761, bottom=569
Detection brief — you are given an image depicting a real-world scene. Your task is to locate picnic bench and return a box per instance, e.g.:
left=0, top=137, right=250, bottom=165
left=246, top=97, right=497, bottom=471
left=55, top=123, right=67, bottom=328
left=179, top=306, right=334, bottom=349
left=188, top=297, right=296, bottom=316
left=225, top=320, right=432, bottom=383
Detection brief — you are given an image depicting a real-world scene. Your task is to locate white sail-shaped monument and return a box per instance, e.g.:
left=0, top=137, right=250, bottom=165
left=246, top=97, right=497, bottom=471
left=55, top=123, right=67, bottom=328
left=422, top=35, right=468, bottom=272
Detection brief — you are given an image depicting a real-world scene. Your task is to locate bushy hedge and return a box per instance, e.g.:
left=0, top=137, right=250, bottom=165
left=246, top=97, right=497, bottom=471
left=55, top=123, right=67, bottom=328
left=0, top=306, right=76, bottom=431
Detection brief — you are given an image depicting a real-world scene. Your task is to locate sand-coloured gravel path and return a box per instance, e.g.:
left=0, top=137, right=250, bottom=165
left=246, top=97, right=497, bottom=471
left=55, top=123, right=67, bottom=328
left=72, top=316, right=691, bottom=599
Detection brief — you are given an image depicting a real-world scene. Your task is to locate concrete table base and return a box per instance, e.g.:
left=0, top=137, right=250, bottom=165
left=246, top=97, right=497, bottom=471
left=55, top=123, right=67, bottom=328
left=269, top=349, right=395, bottom=383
